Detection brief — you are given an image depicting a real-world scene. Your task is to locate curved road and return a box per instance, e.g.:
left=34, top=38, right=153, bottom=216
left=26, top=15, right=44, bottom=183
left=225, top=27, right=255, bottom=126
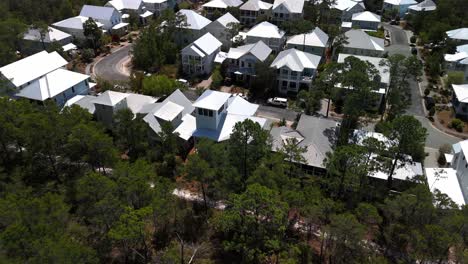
left=93, top=45, right=132, bottom=82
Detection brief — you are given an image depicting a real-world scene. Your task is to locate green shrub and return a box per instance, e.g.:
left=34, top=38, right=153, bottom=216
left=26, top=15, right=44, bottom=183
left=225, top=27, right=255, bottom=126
left=81, top=49, right=95, bottom=63
left=449, top=118, right=464, bottom=132
left=410, top=35, right=417, bottom=43
left=424, top=88, right=430, bottom=97
left=446, top=71, right=464, bottom=89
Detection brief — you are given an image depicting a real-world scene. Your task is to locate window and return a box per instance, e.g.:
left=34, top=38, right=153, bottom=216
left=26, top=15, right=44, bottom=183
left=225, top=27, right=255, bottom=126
left=71, top=86, right=75, bottom=93
left=208, top=110, right=213, bottom=117
left=290, top=71, right=298, bottom=78
left=248, top=63, right=252, bottom=68
left=282, top=80, right=288, bottom=87
left=198, top=108, right=203, bottom=115
left=241, top=61, right=245, bottom=67
left=282, top=69, right=288, bottom=75
left=289, top=82, right=296, bottom=88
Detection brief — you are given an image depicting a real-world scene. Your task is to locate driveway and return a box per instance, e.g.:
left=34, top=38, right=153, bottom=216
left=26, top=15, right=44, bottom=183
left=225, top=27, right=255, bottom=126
left=93, top=44, right=132, bottom=82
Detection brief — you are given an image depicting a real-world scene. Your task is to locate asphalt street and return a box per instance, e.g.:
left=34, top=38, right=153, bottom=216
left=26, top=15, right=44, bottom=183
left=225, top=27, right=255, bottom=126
left=93, top=45, right=132, bottom=82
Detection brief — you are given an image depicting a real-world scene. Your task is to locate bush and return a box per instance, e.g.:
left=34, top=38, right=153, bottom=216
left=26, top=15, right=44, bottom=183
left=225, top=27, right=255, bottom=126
left=81, top=49, right=95, bottom=63
left=446, top=71, right=464, bottom=89
left=449, top=118, right=464, bottom=132
left=437, top=144, right=452, bottom=166
left=210, top=65, right=223, bottom=89
left=410, top=35, right=417, bottom=44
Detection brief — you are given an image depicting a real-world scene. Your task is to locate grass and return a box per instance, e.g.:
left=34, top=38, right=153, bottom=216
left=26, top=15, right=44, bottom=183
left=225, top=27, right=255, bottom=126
left=366, top=28, right=385, bottom=39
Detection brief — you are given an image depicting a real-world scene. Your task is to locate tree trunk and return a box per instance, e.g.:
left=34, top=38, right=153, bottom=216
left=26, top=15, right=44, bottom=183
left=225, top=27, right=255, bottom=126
left=326, top=97, right=331, bottom=118
left=201, top=182, right=208, bottom=214
left=387, top=154, right=399, bottom=190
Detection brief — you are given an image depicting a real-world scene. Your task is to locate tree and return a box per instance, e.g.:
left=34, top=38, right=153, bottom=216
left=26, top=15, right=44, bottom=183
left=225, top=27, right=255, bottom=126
left=315, top=62, right=341, bottom=117
left=113, top=108, right=149, bottom=159
left=251, top=55, right=276, bottom=98
left=184, top=153, right=214, bottom=213
left=32, top=22, right=50, bottom=50
left=83, top=18, right=102, bottom=50
left=297, top=89, right=322, bottom=115
left=282, top=19, right=314, bottom=35
left=211, top=65, right=223, bottom=89
left=142, top=74, right=179, bottom=96
left=281, top=138, right=307, bottom=182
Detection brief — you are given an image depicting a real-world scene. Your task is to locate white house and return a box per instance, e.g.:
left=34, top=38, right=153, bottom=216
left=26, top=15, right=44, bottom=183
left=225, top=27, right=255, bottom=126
left=79, top=5, right=125, bottom=31
left=52, top=16, right=104, bottom=39
left=270, top=48, right=321, bottom=95
left=239, top=0, right=272, bottom=26
left=143, top=0, right=172, bottom=16
left=425, top=140, right=468, bottom=206
left=286, top=27, right=329, bottom=56
left=202, top=0, right=243, bottom=18
left=0, top=51, right=93, bottom=106
left=226, top=41, right=272, bottom=83
left=245, top=21, right=286, bottom=53
left=331, top=0, right=365, bottom=22
left=382, top=0, right=418, bottom=17
left=106, top=0, right=145, bottom=14
left=175, top=9, right=212, bottom=45
left=351, top=11, right=381, bottom=31
left=205, top=12, right=240, bottom=47
left=271, top=0, right=304, bottom=23
left=408, top=0, right=437, bottom=13
left=444, top=44, right=468, bottom=83
left=341, top=29, right=385, bottom=57
left=22, top=26, right=74, bottom=53
left=181, top=33, right=222, bottom=76
left=452, top=84, right=468, bottom=119
left=446, top=28, right=468, bottom=45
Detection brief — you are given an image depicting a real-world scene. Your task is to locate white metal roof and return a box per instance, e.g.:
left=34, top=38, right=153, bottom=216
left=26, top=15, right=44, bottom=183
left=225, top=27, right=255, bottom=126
left=383, top=0, right=417, bottom=5
left=126, top=93, right=158, bottom=113
left=273, top=0, right=304, bottom=13
left=240, top=0, right=272, bottom=11
left=452, top=84, right=468, bottom=103
left=107, top=0, right=142, bottom=10
left=227, top=40, right=272, bottom=61
left=332, top=0, right=364, bottom=11
left=343, top=29, right=385, bottom=51
left=177, top=9, right=211, bottom=30
left=338, top=54, right=390, bottom=85
left=0, top=51, right=68, bottom=87
left=446, top=28, right=468, bottom=41
left=80, top=5, right=118, bottom=20
left=92, top=90, right=129, bottom=106
left=226, top=96, right=259, bottom=116
left=112, top=22, right=129, bottom=30
left=23, top=27, right=71, bottom=43
left=215, top=12, right=240, bottom=28
left=352, top=11, right=381, bottom=22
left=408, top=0, right=436, bottom=11
left=246, top=21, right=285, bottom=39
left=140, top=10, right=153, bottom=18
left=62, top=43, right=77, bottom=51
left=183, top=33, right=222, bottom=58
left=370, top=155, right=423, bottom=181
left=53, top=16, right=104, bottom=30
left=154, top=101, right=184, bottom=121
left=218, top=114, right=267, bottom=141
left=425, top=168, right=466, bottom=206
left=215, top=51, right=228, bottom=63
left=203, top=0, right=243, bottom=8
left=193, top=89, right=231, bottom=110
left=270, top=48, right=321, bottom=72
left=174, top=114, right=197, bottom=140
left=286, top=27, right=329, bottom=48
left=351, top=129, right=395, bottom=148
left=63, top=95, right=97, bottom=114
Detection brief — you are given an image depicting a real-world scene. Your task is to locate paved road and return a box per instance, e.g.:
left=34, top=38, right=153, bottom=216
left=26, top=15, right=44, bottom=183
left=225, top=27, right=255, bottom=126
left=257, top=105, right=299, bottom=121
left=93, top=45, right=132, bottom=82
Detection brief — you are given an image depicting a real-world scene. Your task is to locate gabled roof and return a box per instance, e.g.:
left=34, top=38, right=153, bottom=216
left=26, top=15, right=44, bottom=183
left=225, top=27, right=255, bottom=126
left=0, top=51, right=68, bottom=87
left=425, top=168, right=466, bottom=206
left=183, top=33, right=222, bottom=57
left=227, top=41, right=272, bottom=61
left=444, top=46, right=468, bottom=64
left=338, top=54, right=390, bottom=84
left=215, top=12, right=240, bottom=28
left=203, top=0, right=243, bottom=8
left=125, top=93, right=158, bottom=113
left=177, top=9, right=212, bottom=30
left=153, top=101, right=184, bottom=121
left=332, top=0, right=364, bottom=11
left=452, top=84, right=468, bottom=103
left=64, top=95, right=97, bottom=114
left=240, top=0, right=272, bottom=11
left=273, top=0, right=304, bottom=13
left=383, top=0, right=417, bottom=5
left=352, top=11, right=381, bottom=22
left=53, top=16, right=104, bottom=30
left=80, top=5, right=118, bottom=20
left=246, top=21, right=285, bottom=39
left=343, top=29, right=385, bottom=51
left=193, top=89, right=231, bottom=110
left=408, top=0, right=436, bottom=11
left=270, top=48, right=321, bottom=71
left=286, top=27, right=329, bottom=48
left=106, top=0, right=142, bottom=10
left=446, top=28, right=468, bottom=41
left=23, top=27, right=71, bottom=43
left=226, top=95, right=259, bottom=116
left=92, top=90, right=129, bottom=106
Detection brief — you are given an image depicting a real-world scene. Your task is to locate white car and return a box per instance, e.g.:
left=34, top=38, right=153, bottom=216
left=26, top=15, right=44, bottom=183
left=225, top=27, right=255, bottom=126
left=267, top=97, right=288, bottom=107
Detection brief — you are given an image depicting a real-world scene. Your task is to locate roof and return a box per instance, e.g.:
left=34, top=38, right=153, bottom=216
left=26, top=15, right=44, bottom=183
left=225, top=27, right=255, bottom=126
left=227, top=41, right=272, bottom=61
left=203, top=0, right=243, bottom=8
left=408, top=0, right=436, bottom=11
left=286, top=27, right=329, bottom=48
left=343, top=29, right=385, bottom=51
left=106, top=0, right=142, bottom=10
left=459, top=140, right=468, bottom=163
left=383, top=0, right=417, bottom=5
left=174, top=114, right=197, bottom=140
left=125, top=93, right=158, bottom=113
left=154, top=101, right=184, bottom=121
left=183, top=33, right=222, bottom=57
left=215, top=12, right=240, bottom=28
left=53, top=16, right=104, bottom=30
left=23, top=27, right=71, bottom=43
left=332, top=0, right=364, bottom=11
left=177, top=9, right=211, bottom=30
left=92, top=90, right=129, bottom=106
left=63, top=95, right=97, bottom=114
left=446, top=28, right=468, bottom=41
left=370, top=155, right=423, bottom=181
left=338, top=54, right=390, bottom=85
left=112, top=22, right=129, bottom=30
left=218, top=114, right=267, bottom=141
left=425, top=168, right=466, bottom=206
left=452, top=84, right=468, bottom=103
left=226, top=96, right=259, bottom=116
left=16, top=68, right=89, bottom=101
left=246, top=21, right=285, bottom=39
left=80, top=5, right=117, bottom=20
left=273, top=0, right=304, bottom=13
left=140, top=11, right=153, bottom=18
left=240, top=0, right=272, bottom=11
left=62, top=43, right=77, bottom=51
left=270, top=48, right=321, bottom=71
left=215, top=51, right=228, bottom=63
left=192, top=89, right=231, bottom=110
left=0, top=51, right=68, bottom=87
left=352, top=11, right=381, bottom=22
left=351, top=129, right=395, bottom=148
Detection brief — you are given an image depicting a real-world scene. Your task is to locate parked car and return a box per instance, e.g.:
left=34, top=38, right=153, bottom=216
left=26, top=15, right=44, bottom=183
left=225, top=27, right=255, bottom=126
left=267, top=97, right=288, bottom=107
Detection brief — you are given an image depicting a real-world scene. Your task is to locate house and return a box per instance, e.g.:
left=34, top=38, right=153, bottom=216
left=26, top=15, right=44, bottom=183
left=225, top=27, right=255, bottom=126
left=382, top=0, right=418, bottom=18
left=446, top=28, right=468, bottom=45
left=451, top=84, right=468, bottom=119
left=226, top=41, right=272, bottom=83
left=270, top=48, right=321, bottom=95
left=52, top=16, right=104, bottom=39
left=63, top=95, right=98, bottom=114
left=202, top=0, right=243, bottom=18
left=106, top=0, right=145, bottom=14
left=181, top=33, right=222, bottom=76
left=239, top=0, right=272, bottom=26
left=22, top=26, right=74, bottom=54
left=245, top=21, right=286, bottom=53
left=341, top=29, right=385, bottom=57
left=408, top=0, right=436, bottom=13
left=444, top=44, right=468, bottom=83
left=425, top=139, right=468, bottom=206
left=270, top=115, right=340, bottom=174
left=205, top=12, right=240, bottom=47
left=271, top=0, right=304, bottom=23
left=351, top=11, right=381, bottom=31
left=330, top=0, right=365, bottom=22
left=0, top=51, right=93, bottom=106
left=285, top=27, right=329, bottom=56
left=143, top=0, right=173, bottom=16
left=175, top=9, right=212, bottom=45
left=79, top=5, right=125, bottom=32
